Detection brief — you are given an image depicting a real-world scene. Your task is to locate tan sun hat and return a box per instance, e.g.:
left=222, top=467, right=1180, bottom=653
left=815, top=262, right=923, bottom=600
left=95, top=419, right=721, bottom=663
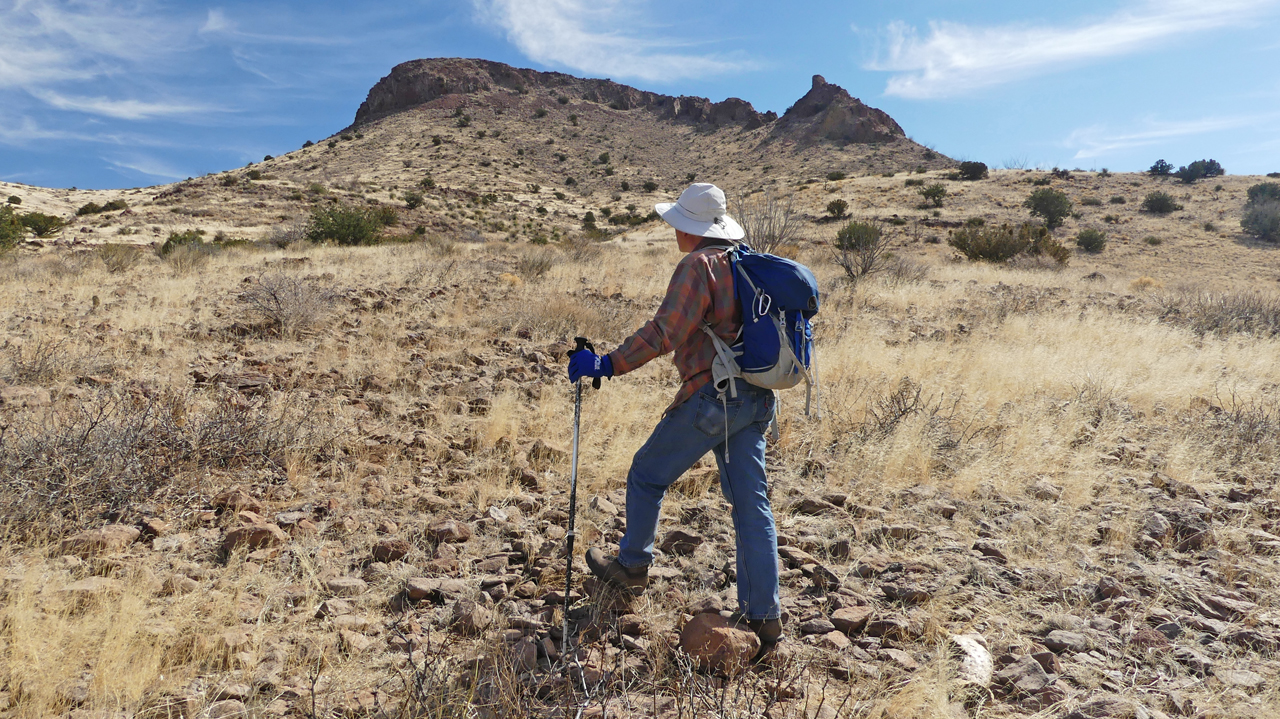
left=655, top=183, right=745, bottom=240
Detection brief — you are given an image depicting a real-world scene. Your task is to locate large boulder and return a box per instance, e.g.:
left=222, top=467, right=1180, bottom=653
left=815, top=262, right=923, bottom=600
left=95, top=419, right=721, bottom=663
left=679, top=613, right=760, bottom=677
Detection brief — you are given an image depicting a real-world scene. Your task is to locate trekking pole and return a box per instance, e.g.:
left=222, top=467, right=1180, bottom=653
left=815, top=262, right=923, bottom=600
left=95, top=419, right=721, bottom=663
left=562, top=337, right=600, bottom=657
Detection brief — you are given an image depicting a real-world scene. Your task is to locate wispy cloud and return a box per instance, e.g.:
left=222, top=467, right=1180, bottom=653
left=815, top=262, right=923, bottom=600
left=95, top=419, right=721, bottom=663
left=473, top=0, right=747, bottom=82
left=1066, top=115, right=1273, bottom=159
left=29, top=90, right=215, bottom=120
left=105, top=154, right=189, bottom=180
left=869, top=0, right=1279, bottom=99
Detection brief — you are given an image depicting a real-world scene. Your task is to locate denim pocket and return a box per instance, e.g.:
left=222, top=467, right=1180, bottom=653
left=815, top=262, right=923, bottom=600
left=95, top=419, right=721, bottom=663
left=692, top=393, right=740, bottom=437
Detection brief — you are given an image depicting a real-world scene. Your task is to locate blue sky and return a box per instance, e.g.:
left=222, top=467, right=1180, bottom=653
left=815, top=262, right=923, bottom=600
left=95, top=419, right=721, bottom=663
left=2, top=0, right=1278, bottom=189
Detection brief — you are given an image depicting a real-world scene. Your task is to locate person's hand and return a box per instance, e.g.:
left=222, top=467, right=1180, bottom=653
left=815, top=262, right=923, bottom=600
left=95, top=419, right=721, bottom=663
left=568, top=349, right=613, bottom=383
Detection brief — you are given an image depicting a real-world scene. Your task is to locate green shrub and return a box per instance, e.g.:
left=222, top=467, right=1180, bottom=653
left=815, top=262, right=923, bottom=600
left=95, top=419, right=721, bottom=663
left=1109, top=196, right=1126, bottom=204
left=19, top=212, right=67, bottom=237
left=554, top=191, right=567, bottom=200
left=948, top=222, right=1068, bottom=265
left=1141, top=191, right=1183, bottom=214
left=431, top=135, right=443, bottom=146
left=565, top=177, right=577, bottom=186
left=1023, top=187, right=1072, bottom=229
left=327, top=140, right=338, bottom=149
left=534, top=108, right=548, bottom=118
left=302, top=140, right=314, bottom=148
left=1143, top=236, right=1162, bottom=246
left=420, top=175, right=435, bottom=190
left=1075, top=228, right=1107, bottom=253
left=456, top=115, right=471, bottom=128
left=918, top=183, right=946, bottom=208
left=1269, top=172, right=1280, bottom=178
left=159, top=229, right=206, bottom=256
left=827, top=171, right=846, bottom=181
left=643, top=181, right=658, bottom=192
left=958, top=161, right=988, bottom=181
left=6, top=196, right=20, bottom=205
left=1246, top=182, right=1280, bottom=206
left=403, top=190, right=424, bottom=209
left=1103, top=214, right=1121, bottom=224
left=620, top=181, right=630, bottom=192
left=97, top=243, right=143, bottom=273
left=0, top=206, right=22, bottom=250
left=247, top=169, right=262, bottom=181
left=558, top=96, right=569, bottom=105
left=904, top=178, right=924, bottom=187
left=1031, top=177, right=1051, bottom=186
left=1080, top=197, right=1102, bottom=206
left=569, top=114, right=578, bottom=126
left=1174, top=159, right=1224, bottom=184
left=686, top=173, right=696, bottom=183
left=305, top=205, right=383, bottom=246
left=1148, top=160, right=1173, bottom=176
left=76, top=202, right=103, bottom=216
left=1241, top=201, right=1280, bottom=242
left=826, top=199, right=849, bottom=218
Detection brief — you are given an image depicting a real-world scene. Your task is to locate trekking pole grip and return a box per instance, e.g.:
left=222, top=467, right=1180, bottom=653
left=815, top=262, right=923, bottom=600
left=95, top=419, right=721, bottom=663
left=572, top=336, right=602, bottom=389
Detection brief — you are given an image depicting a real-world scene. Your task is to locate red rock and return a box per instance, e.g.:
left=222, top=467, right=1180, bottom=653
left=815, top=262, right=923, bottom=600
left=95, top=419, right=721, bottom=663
left=830, top=606, right=873, bottom=635
left=450, top=599, right=492, bottom=635
left=660, top=529, right=703, bottom=555
left=59, top=524, right=140, bottom=558
left=222, top=521, right=287, bottom=553
left=881, top=648, right=918, bottom=671
left=371, top=538, right=410, bottom=562
left=678, top=613, right=760, bottom=677
left=211, top=488, right=263, bottom=515
left=426, top=519, right=472, bottom=543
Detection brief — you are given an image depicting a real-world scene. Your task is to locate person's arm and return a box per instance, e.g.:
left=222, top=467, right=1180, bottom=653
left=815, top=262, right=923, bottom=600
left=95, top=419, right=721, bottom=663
left=608, top=255, right=711, bottom=375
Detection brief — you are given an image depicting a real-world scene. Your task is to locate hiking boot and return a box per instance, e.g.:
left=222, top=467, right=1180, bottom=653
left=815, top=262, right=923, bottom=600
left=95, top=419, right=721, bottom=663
left=585, top=547, right=648, bottom=596
left=733, top=615, right=783, bottom=662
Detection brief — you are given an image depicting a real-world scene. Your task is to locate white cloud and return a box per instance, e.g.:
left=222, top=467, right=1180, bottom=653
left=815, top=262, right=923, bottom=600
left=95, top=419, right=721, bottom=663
left=105, top=155, right=188, bottom=180
left=473, top=0, right=746, bottom=82
left=869, top=0, right=1279, bottom=99
left=30, top=90, right=213, bottom=120
left=1066, top=115, right=1271, bottom=159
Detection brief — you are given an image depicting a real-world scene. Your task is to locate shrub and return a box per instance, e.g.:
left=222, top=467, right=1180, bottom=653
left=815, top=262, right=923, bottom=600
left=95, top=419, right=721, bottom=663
left=420, top=175, right=436, bottom=190
left=403, top=190, right=424, bottom=209
left=368, top=205, right=399, bottom=227
left=832, top=220, right=891, bottom=284
left=643, top=181, right=658, bottom=192
left=686, top=173, right=696, bottom=183
left=569, top=114, right=578, bottom=126
left=96, top=243, right=143, bottom=273
left=558, top=96, right=569, bottom=105
left=1109, top=196, right=1126, bottom=204
left=554, top=191, right=567, bottom=200
left=159, top=229, right=206, bottom=256
left=305, top=205, right=382, bottom=246
left=1246, top=182, right=1280, bottom=206
left=327, top=140, right=337, bottom=148
left=6, top=195, right=20, bottom=205
left=431, top=135, right=443, bottom=146
left=263, top=154, right=273, bottom=162
left=1031, top=177, right=1051, bottom=186
left=904, top=178, right=924, bottom=187
left=247, top=169, right=262, bottom=181
left=826, top=199, right=849, bottom=218
left=1103, top=214, right=1121, bottom=224
left=1144, top=236, right=1162, bottom=245
left=1269, top=172, right=1280, bottom=178
left=238, top=273, right=336, bottom=338
left=1174, top=159, right=1224, bottom=184
left=918, top=183, right=946, bottom=208
left=1075, top=228, right=1107, bottom=253
left=1149, top=160, right=1174, bottom=176
left=948, top=222, right=1069, bottom=265
left=565, top=177, right=577, bottom=186
left=164, top=241, right=216, bottom=274
left=1241, top=201, right=1280, bottom=242
left=534, top=108, right=548, bottom=118
left=1080, top=197, right=1102, bottom=206
left=620, top=181, right=630, bottom=191
left=0, top=206, right=21, bottom=250
left=827, top=171, right=846, bottom=181
left=1023, top=187, right=1072, bottom=229
left=302, top=140, right=314, bottom=148
left=597, top=152, right=610, bottom=165
left=456, top=115, right=471, bottom=127
left=19, top=212, right=67, bottom=237
left=958, top=161, right=988, bottom=181
left=1141, top=191, right=1183, bottom=214
left=76, top=202, right=103, bottom=216
left=731, top=192, right=800, bottom=255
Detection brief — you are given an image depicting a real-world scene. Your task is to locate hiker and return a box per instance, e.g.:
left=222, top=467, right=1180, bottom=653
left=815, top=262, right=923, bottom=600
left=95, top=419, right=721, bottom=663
left=567, top=183, right=782, bottom=657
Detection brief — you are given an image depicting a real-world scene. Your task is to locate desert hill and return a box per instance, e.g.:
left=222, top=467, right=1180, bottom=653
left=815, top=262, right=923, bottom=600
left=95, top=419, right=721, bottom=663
left=1, top=59, right=1280, bottom=719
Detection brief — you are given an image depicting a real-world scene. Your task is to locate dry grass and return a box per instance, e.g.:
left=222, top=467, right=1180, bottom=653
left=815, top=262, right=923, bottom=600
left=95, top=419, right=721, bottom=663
left=2, top=217, right=1280, bottom=717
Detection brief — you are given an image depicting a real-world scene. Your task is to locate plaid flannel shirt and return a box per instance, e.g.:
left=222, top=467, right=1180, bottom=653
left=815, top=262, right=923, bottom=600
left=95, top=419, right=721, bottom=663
left=607, top=238, right=740, bottom=411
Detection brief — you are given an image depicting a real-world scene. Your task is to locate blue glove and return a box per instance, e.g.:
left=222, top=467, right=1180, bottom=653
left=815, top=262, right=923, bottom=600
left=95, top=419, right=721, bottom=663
left=568, top=349, right=613, bottom=383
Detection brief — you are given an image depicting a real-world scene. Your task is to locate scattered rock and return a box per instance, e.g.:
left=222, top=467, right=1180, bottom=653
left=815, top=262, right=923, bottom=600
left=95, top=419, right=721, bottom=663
left=372, top=538, right=410, bottom=562
left=678, top=613, right=760, bottom=677
left=222, top=515, right=288, bottom=554
left=881, top=582, right=931, bottom=604
left=973, top=541, right=1008, bottom=563
left=207, top=699, right=247, bottom=719
left=450, top=599, right=492, bottom=635
left=528, top=439, right=567, bottom=469
left=660, top=529, right=703, bottom=555
left=950, top=634, right=993, bottom=686
left=588, top=496, right=617, bottom=516
left=1027, top=479, right=1063, bottom=501
left=326, top=577, right=368, bottom=597
left=994, top=655, right=1053, bottom=694
left=830, top=606, right=872, bottom=635
left=315, top=599, right=355, bottom=619
left=407, top=577, right=469, bottom=603
left=1063, top=694, right=1150, bottom=719
left=59, top=525, right=140, bottom=558
left=426, top=519, right=472, bottom=543
left=1214, top=668, right=1265, bottom=692
left=1044, top=630, right=1090, bottom=653
left=792, top=497, right=840, bottom=515
left=880, top=648, right=918, bottom=671
left=0, top=385, right=51, bottom=408
left=799, top=618, right=836, bottom=635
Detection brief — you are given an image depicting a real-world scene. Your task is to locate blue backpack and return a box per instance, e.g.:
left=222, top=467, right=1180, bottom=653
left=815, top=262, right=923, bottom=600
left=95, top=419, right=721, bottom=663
left=702, top=244, right=821, bottom=421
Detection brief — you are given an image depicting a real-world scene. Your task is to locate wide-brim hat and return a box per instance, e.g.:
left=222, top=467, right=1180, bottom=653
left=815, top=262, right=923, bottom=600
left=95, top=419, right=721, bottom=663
left=655, top=183, right=745, bottom=240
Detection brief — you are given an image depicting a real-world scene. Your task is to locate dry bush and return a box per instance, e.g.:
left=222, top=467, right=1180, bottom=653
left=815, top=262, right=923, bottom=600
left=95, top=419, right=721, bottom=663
left=264, top=223, right=308, bottom=248
left=1156, top=289, right=1280, bottom=337
left=163, top=242, right=215, bottom=274
left=497, top=292, right=638, bottom=341
left=1, top=336, right=107, bottom=385
left=0, top=387, right=332, bottom=541
left=732, top=191, right=801, bottom=254
left=562, top=233, right=602, bottom=263
left=514, top=249, right=557, bottom=281
left=96, top=243, right=143, bottom=274
left=831, top=220, right=893, bottom=286
left=881, top=256, right=931, bottom=287
left=237, top=272, right=337, bottom=338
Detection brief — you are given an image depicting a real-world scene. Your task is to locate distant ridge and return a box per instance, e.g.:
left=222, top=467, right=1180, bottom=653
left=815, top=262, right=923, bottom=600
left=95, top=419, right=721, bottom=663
left=354, top=58, right=905, bottom=148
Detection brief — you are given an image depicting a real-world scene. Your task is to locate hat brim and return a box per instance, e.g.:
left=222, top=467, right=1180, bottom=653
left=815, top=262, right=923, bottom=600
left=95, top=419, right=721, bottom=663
left=655, top=201, right=745, bottom=240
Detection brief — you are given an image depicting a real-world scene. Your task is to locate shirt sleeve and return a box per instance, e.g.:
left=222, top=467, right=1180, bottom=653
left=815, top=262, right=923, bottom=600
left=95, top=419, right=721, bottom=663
left=608, top=253, right=712, bottom=375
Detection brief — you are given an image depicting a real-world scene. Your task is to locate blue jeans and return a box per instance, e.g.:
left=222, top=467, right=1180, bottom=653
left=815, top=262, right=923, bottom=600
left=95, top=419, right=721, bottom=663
left=617, top=380, right=780, bottom=620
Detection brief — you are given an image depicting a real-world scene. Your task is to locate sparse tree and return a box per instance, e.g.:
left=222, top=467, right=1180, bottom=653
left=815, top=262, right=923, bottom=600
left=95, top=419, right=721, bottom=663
left=832, top=220, right=892, bottom=285
left=1148, top=159, right=1174, bottom=177
left=732, top=191, right=801, bottom=254
left=1023, top=187, right=1072, bottom=229
left=919, top=183, right=947, bottom=208
left=826, top=199, right=849, bottom=219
